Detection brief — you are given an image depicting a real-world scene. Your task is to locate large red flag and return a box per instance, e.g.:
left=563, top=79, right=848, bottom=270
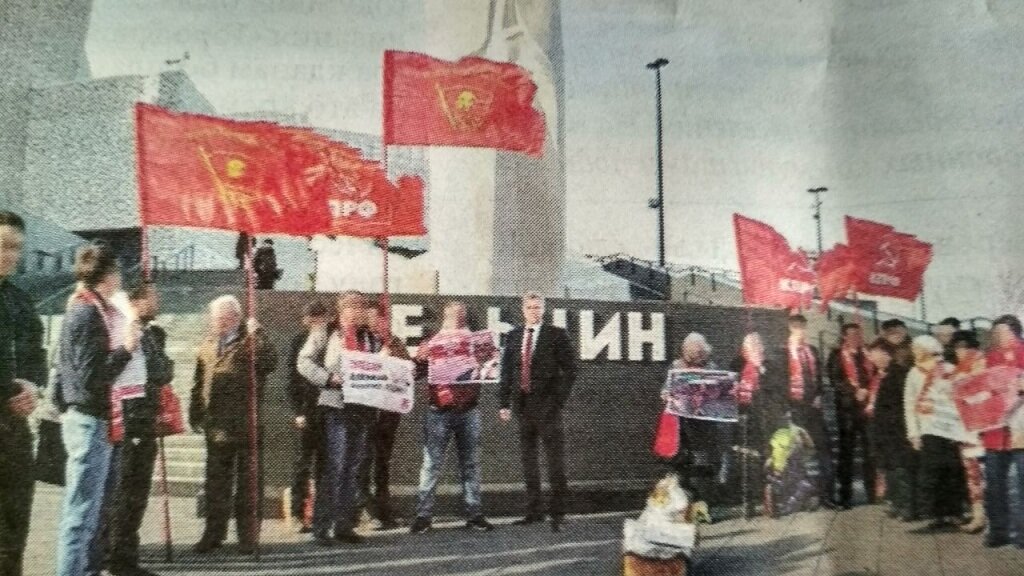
left=382, top=50, right=545, bottom=156
left=136, top=104, right=426, bottom=237
left=734, top=214, right=815, bottom=308
left=816, top=243, right=855, bottom=307
left=845, top=216, right=932, bottom=300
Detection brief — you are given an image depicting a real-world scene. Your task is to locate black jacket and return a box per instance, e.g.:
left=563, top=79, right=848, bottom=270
left=57, top=293, right=132, bottom=419
left=0, top=280, right=46, bottom=408
left=498, top=324, right=577, bottom=411
left=827, top=347, right=872, bottom=411
left=775, top=344, right=823, bottom=406
left=287, top=330, right=320, bottom=418
left=121, top=324, right=175, bottom=438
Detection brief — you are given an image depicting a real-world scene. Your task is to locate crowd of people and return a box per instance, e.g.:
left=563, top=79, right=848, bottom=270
left=0, top=210, right=579, bottom=576
left=664, top=312, right=1024, bottom=550
left=2, top=208, right=1023, bottom=576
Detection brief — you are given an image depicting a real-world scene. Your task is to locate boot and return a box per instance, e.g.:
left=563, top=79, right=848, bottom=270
left=962, top=502, right=986, bottom=534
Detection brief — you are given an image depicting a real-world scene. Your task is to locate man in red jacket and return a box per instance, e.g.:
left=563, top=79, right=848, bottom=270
left=980, top=314, right=1024, bottom=549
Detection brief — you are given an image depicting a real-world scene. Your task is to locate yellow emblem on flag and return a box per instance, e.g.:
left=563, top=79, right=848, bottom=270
left=196, top=146, right=257, bottom=209
left=435, top=83, right=492, bottom=132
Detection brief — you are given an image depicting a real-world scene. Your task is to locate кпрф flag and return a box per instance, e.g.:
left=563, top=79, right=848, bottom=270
left=844, top=216, right=932, bottom=301
left=136, top=104, right=425, bottom=237
left=382, top=50, right=546, bottom=156
left=733, top=214, right=815, bottom=309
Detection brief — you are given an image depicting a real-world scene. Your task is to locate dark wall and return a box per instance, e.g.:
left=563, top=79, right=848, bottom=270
left=254, top=292, right=789, bottom=491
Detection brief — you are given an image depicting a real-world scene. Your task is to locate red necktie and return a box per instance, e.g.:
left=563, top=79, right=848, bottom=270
left=520, top=328, right=534, bottom=393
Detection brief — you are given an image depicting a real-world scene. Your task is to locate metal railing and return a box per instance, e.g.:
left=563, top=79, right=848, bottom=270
left=584, top=252, right=992, bottom=332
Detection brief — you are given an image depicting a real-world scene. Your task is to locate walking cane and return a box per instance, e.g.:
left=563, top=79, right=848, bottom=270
left=157, top=437, right=174, bottom=562
left=741, top=413, right=748, bottom=520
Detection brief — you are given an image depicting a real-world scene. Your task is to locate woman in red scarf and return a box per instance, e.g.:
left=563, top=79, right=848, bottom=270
left=948, top=330, right=986, bottom=534
left=979, top=315, right=1024, bottom=549
left=730, top=332, right=786, bottom=518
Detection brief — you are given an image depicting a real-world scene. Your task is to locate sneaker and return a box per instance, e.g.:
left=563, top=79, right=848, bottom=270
left=409, top=517, right=432, bottom=534
left=333, top=530, right=364, bottom=545
left=466, top=516, right=495, bottom=531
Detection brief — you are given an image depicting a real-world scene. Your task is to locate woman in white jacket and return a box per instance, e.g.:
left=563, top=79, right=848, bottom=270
left=904, top=335, right=966, bottom=532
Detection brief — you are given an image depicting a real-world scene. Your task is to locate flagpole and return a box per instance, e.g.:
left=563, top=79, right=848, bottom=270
left=380, top=142, right=392, bottom=339
left=244, top=237, right=261, bottom=558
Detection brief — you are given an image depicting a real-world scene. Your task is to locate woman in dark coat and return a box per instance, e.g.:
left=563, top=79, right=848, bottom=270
left=731, top=332, right=788, bottom=518
left=865, top=337, right=917, bottom=521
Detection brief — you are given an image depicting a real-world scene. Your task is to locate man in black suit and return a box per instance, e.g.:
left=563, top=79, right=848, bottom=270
left=498, top=292, right=577, bottom=533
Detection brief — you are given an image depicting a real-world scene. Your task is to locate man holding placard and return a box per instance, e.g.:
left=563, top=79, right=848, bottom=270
left=297, top=291, right=381, bottom=546
left=409, top=301, right=496, bottom=534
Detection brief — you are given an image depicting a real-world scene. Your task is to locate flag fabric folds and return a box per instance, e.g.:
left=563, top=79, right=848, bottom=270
left=844, top=216, right=932, bottom=301
left=816, top=243, right=855, bottom=307
left=382, top=50, right=546, bottom=156
left=733, top=214, right=815, bottom=309
left=136, top=104, right=425, bottom=237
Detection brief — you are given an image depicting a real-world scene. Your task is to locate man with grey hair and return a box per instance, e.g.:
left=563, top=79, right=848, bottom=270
left=189, top=295, right=278, bottom=555
left=499, top=292, right=577, bottom=533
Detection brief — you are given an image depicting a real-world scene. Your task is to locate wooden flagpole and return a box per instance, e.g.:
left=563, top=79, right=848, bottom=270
left=244, top=237, right=261, bottom=557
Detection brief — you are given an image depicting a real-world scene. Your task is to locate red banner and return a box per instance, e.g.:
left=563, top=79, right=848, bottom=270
left=734, top=214, right=814, bottom=308
left=816, top=243, right=855, bottom=307
left=845, top=216, right=932, bottom=300
left=136, top=104, right=425, bottom=237
left=953, top=366, right=1024, bottom=432
left=383, top=50, right=545, bottom=156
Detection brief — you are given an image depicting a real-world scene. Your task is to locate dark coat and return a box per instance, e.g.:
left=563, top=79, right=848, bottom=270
left=121, top=324, right=175, bottom=438
left=189, top=328, right=278, bottom=442
left=827, top=347, right=872, bottom=412
left=871, top=364, right=913, bottom=466
left=0, top=280, right=46, bottom=404
left=498, top=324, right=577, bottom=412
left=287, top=330, right=320, bottom=418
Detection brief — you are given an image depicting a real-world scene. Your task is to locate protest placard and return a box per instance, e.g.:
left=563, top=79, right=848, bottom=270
left=921, top=386, right=976, bottom=444
left=332, top=349, right=415, bottom=414
left=423, top=329, right=501, bottom=385
left=663, top=369, right=739, bottom=422
left=953, top=366, right=1024, bottom=432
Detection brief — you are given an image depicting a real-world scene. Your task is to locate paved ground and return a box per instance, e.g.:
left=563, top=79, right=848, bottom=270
left=24, top=484, right=1024, bottom=575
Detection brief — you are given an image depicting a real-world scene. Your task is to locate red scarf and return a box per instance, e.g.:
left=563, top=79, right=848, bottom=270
left=914, top=364, right=940, bottom=416
left=738, top=361, right=760, bottom=406
left=865, top=369, right=884, bottom=417
left=841, top=346, right=873, bottom=402
left=788, top=342, right=816, bottom=401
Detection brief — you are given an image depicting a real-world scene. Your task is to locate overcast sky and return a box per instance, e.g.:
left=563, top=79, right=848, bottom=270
left=85, top=0, right=1024, bottom=319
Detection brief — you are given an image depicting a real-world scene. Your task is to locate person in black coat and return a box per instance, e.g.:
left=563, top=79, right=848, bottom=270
left=498, top=292, right=577, bottom=533
left=827, top=323, right=876, bottom=508
left=287, top=301, right=331, bottom=532
left=0, top=212, right=46, bottom=576
left=253, top=239, right=279, bottom=290
left=103, top=282, right=176, bottom=575
left=865, top=337, right=917, bottom=521
left=731, top=332, right=789, bottom=518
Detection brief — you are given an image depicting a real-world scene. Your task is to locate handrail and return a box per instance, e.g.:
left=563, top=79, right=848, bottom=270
left=584, top=252, right=993, bottom=331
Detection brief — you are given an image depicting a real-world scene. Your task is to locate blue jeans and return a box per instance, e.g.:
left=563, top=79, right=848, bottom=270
left=415, top=407, right=482, bottom=520
left=56, top=409, right=113, bottom=576
left=313, top=406, right=373, bottom=535
left=984, top=449, right=1024, bottom=542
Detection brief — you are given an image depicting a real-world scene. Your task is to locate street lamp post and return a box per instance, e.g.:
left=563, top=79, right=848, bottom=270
left=808, top=187, right=828, bottom=258
left=647, top=57, right=669, bottom=268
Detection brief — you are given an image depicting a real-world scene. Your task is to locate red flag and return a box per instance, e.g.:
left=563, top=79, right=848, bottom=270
left=136, top=104, right=426, bottom=237
left=845, top=216, right=932, bottom=300
left=383, top=50, right=545, bottom=156
left=734, top=214, right=815, bottom=308
left=816, top=243, right=855, bottom=307
left=279, top=127, right=426, bottom=237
